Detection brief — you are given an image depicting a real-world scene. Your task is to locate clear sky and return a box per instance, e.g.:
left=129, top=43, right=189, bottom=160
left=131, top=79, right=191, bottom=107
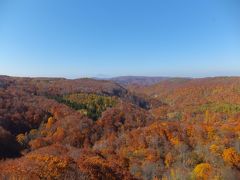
left=0, top=0, right=239, bottom=78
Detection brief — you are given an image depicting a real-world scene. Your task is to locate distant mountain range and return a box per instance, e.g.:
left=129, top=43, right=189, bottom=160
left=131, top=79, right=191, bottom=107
left=109, top=76, right=170, bottom=86
left=109, top=76, right=192, bottom=86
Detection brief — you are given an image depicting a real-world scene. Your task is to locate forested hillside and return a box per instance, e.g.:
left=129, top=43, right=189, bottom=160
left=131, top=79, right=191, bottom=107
left=0, top=76, right=239, bottom=179
left=110, top=76, right=171, bottom=86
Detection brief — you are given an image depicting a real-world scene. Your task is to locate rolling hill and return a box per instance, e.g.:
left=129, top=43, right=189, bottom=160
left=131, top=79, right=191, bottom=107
left=110, top=76, right=173, bottom=86
left=0, top=76, right=239, bottom=179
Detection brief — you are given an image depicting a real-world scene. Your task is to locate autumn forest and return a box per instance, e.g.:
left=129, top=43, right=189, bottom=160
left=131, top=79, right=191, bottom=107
left=0, top=75, right=239, bottom=179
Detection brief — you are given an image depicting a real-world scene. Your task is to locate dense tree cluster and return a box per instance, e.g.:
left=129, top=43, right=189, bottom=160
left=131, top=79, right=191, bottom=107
left=54, top=93, right=118, bottom=120
left=0, top=76, right=240, bottom=179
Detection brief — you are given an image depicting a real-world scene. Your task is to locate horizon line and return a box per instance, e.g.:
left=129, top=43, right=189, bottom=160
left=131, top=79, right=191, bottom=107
left=1, top=74, right=240, bottom=80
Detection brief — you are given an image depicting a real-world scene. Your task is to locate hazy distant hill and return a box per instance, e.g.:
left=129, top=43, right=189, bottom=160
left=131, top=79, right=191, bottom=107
left=110, top=76, right=171, bottom=86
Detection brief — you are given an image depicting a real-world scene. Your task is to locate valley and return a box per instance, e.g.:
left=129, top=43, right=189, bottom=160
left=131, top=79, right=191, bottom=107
left=0, top=76, right=239, bottom=179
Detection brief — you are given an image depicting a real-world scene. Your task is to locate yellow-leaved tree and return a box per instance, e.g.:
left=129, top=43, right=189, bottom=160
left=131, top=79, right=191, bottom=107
left=222, top=147, right=240, bottom=167
left=193, top=163, right=212, bottom=180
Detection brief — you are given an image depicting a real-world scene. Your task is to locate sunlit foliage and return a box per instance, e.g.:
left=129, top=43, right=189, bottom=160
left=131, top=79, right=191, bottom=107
left=193, top=163, right=212, bottom=180
left=1, top=76, right=240, bottom=179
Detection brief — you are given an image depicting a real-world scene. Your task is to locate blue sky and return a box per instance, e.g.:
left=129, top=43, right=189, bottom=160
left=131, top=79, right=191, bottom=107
left=0, top=0, right=239, bottom=78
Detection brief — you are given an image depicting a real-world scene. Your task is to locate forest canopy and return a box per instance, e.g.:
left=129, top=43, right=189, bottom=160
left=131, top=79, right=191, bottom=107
left=0, top=76, right=240, bottom=179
